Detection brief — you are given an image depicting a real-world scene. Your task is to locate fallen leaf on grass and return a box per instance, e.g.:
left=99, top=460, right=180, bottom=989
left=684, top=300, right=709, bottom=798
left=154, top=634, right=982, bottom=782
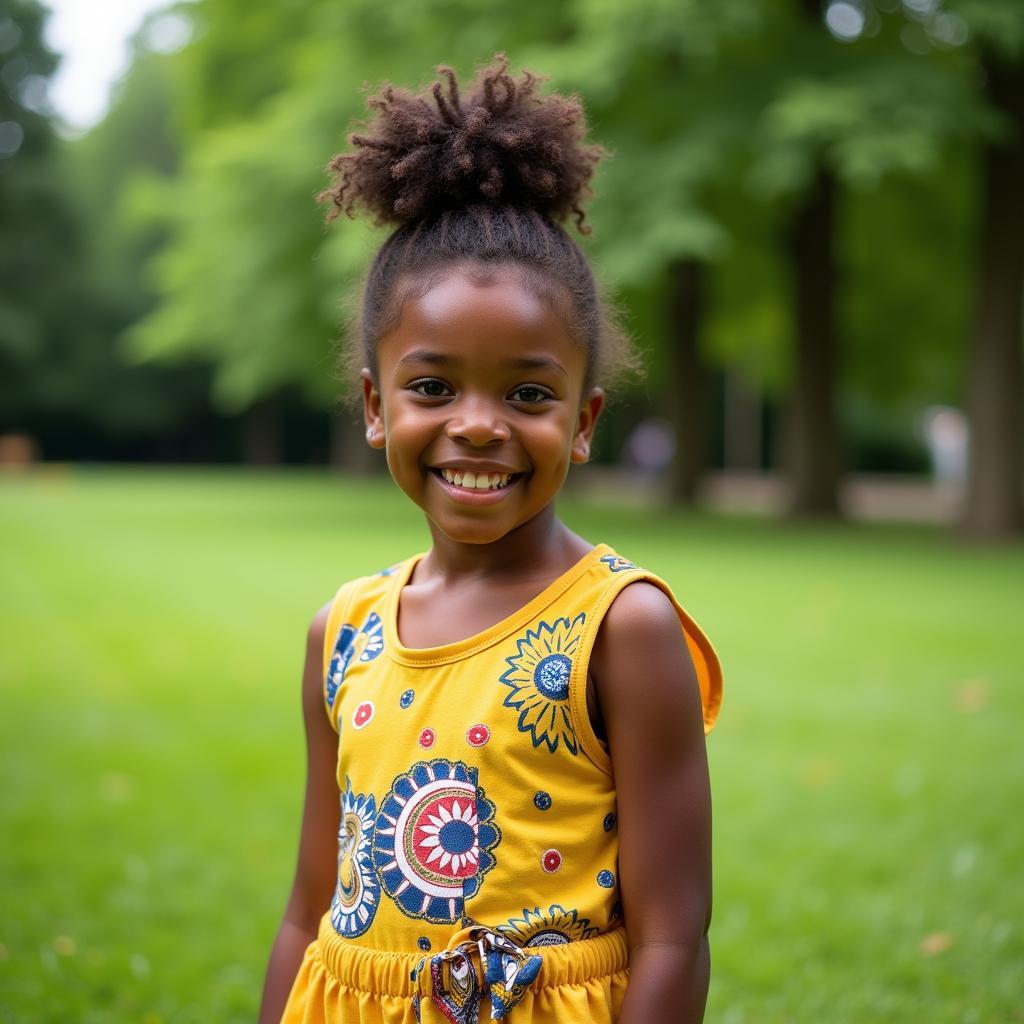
left=953, top=679, right=990, bottom=714
left=920, top=931, right=955, bottom=956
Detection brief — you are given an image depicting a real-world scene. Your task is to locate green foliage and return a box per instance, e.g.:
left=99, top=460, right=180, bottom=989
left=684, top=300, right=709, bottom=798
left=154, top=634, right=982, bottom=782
left=17, top=0, right=1020, bottom=460
left=2, top=470, right=1022, bottom=1020
left=0, top=0, right=78, bottom=423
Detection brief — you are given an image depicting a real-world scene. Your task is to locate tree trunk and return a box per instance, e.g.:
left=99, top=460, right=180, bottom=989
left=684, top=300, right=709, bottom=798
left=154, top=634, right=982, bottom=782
left=962, top=54, right=1024, bottom=540
left=242, top=395, right=282, bottom=465
left=786, top=165, right=842, bottom=518
left=664, top=258, right=710, bottom=503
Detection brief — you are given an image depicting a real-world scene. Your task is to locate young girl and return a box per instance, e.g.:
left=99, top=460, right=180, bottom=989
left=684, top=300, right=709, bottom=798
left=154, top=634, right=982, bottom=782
left=259, top=56, right=722, bottom=1024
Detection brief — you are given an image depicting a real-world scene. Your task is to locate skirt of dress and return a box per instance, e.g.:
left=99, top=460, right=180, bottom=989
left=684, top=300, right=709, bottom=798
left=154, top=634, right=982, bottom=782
left=281, top=912, right=629, bottom=1024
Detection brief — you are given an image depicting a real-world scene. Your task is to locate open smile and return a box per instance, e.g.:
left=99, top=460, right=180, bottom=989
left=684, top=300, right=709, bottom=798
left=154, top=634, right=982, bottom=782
left=429, top=467, right=526, bottom=503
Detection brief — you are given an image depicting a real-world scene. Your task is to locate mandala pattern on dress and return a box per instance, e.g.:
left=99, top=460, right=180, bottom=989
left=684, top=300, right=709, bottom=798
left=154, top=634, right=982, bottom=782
left=599, top=554, right=638, bottom=573
left=499, top=904, right=600, bottom=947
left=372, top=758, right=500, bottom=923
left=325, top=611, right=385, bottom=709
left=329, top=778, right=379, bottom=938
left=498, top=613, right=584, bottom=754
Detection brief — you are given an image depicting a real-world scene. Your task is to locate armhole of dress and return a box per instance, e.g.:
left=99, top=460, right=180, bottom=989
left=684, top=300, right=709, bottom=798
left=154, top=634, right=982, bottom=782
left=321, top=582, right=357, bottom=734
left=568, top=570, right=725, bottom=774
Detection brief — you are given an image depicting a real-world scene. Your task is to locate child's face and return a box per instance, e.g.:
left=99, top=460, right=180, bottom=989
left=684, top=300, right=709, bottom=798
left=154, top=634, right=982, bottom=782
left=363, top=268, right=604, bottom=546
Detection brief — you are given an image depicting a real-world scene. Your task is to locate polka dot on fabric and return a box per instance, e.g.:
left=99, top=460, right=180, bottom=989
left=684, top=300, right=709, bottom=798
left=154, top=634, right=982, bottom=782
left=533, top=791, right=552, bottom=811
left=418, top=728, right=435, bottom=749
left=541, top=849, right=562, bottom=873
left=466, top=723, right=490, bottom=748
left=399, top=689, right=415, bottom=709
left=597, top=869, right=616, bottom=888
left=603, top=812, right=616, bottom=831
left=352, top=701, right=374, bottom=730
left=417, top=936, right=431, bottom=952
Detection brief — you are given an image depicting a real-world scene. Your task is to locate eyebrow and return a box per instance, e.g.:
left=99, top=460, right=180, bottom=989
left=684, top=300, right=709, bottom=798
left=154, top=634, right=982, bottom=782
left=396, top=349, right=568, bottom=377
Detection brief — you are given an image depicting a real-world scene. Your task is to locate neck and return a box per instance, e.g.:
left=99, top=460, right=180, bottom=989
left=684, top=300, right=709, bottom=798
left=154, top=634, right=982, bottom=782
left=420, top=504, right=584, bottom=582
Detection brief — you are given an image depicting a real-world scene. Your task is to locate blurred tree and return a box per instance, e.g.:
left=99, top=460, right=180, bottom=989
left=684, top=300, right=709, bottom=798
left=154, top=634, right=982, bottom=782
left=0, top=2, right=218, bottom=459
left=538, top=0, right=765, bottom=501
left=59, top=18, right=219, bottom=452
left=744, top=0, right=990, bottom=517
left=951, top=0, right=1024, bottom=537
left=0, top=0, right=79, bottom=438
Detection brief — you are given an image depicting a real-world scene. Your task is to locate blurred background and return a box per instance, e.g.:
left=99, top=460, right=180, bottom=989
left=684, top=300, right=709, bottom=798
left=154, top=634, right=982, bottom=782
left=1, top=1, right=1022, bottom=1021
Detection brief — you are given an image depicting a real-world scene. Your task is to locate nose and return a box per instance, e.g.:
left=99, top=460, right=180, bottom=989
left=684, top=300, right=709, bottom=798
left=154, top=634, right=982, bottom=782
left=445, top=395, right=512, bottom=446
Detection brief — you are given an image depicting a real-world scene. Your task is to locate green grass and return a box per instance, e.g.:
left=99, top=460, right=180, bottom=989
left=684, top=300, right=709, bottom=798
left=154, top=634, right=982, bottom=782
left=1, top=467, right=1021, bottom=1023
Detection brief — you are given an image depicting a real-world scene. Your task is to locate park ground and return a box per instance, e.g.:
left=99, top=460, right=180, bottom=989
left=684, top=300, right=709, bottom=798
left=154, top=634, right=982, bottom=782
left=1, top=467, right=1021, bottom=1023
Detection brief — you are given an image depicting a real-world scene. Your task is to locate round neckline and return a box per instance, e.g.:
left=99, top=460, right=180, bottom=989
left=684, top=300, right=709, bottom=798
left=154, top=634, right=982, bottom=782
left=384, top=543, right=613, bottom=667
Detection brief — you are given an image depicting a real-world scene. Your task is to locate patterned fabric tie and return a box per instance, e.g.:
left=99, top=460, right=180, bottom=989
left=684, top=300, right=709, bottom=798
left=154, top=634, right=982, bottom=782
left=411, top=925, right=543, bottom=1024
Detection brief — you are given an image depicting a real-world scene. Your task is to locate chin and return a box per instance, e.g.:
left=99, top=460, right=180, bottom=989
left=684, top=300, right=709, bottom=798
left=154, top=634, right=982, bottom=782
left=431, top=517, right=516, bottom=546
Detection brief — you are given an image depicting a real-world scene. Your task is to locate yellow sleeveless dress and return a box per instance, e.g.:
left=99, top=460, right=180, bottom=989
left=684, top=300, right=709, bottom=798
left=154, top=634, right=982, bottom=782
left=281, top=543, right=722, bottom=1024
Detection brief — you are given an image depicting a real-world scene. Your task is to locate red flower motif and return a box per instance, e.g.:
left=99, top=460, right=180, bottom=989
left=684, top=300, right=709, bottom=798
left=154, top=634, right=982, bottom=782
left=541, top=848, right=562, bottom=873
left=466, top=724, right=490, bottom=748
left=352, top=701, right=375, bottom=730
left=418, top=728, right=436, bottom=749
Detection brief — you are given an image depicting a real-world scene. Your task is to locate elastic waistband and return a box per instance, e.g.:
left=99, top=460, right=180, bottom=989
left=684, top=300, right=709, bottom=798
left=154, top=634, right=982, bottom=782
left=314, top=913, right=628, bottom=998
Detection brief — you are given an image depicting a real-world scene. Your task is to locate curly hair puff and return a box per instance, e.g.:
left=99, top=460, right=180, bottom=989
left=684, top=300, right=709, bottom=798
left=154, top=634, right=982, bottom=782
left=320, top=55, right=640, bottom=395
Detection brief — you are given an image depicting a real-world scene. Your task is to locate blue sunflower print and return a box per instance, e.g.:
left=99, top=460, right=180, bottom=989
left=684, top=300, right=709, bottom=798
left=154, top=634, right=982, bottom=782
left=325, top=611, right=384, bottom=709
left=600, top=553, right=638, bottom=573
left=498, top=613, right=584, bottom=754
left=499, top=904, right=600, bottom=947
left=372, top=758, right=501, bottom=923
left=329, top=778, right=379, bottom=937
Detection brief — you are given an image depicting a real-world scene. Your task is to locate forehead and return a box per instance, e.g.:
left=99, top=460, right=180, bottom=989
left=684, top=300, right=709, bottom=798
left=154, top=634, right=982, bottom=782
left=377, top=269, right=583, bottom=377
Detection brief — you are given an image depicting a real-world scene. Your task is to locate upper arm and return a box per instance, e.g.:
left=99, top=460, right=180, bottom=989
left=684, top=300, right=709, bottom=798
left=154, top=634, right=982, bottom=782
left=284, top=601, right=340, bottom=930
left=591, top=581, right=712, bottom=948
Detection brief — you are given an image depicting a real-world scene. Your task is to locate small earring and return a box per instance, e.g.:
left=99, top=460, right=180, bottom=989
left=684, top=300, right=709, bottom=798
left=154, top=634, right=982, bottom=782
left=366, top=428, right=375, bottom=441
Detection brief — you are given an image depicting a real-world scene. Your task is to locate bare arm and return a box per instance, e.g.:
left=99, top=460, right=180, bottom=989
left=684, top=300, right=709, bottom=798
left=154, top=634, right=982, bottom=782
left=258, top=603, right=340, bottom=1024
left=592, top=582, right=713, bottom=1024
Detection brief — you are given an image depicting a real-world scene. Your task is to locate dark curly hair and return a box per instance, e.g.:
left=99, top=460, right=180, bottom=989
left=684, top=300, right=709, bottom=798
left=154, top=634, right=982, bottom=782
left=320, top=55, right=640, bottom=395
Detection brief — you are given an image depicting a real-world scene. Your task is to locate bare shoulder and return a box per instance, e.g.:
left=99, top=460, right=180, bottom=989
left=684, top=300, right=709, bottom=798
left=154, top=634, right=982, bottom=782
left=591, top=580, right=699, bottom=713
left=592, top=580, right=690, bottom=667
left=598, top=579, right=680, bottom=637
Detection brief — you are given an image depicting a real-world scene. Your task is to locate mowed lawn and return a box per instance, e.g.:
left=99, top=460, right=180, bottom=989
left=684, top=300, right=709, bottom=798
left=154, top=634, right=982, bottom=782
left=1, top=468, right=1021, bottom=1023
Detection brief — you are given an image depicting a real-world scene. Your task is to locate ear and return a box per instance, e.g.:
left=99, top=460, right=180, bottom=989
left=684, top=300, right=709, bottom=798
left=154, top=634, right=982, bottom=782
left=571, top=387, right=605, bottom=464
left=361, top=368, right=386, bottom=449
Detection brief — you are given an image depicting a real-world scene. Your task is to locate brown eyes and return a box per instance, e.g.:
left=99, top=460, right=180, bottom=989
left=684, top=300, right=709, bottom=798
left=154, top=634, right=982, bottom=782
left=509, top=386, right=551, bottom=404
left=408, top=379, right=553, bottom=404
left=409, top=379, right=451, bottom=398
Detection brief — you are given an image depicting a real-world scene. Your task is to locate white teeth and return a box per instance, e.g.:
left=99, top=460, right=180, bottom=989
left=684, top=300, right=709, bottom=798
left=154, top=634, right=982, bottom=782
left=439, top=469, right=512, bottom=490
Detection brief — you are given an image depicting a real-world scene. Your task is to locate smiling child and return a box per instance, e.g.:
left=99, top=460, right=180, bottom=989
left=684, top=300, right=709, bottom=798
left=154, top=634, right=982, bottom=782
left=259, top=55, right=723, bottom=1024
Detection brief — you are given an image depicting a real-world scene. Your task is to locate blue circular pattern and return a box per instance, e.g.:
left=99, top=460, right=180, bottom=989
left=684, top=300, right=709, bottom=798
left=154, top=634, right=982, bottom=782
left=417, top=936, right=431, bottom=952
left=603, top=812, right=616, bottom=831
left=400, top=689, right=415, bottom=709
left=373, top=758, right=501, bottom=923
left=329, top=780, right=379, bottom=938
left=533, top=791, right=552, bottom=811
left=597, top=869, right=616, bottom=888
left=438, top=819, right=475, bottom=854
left=533, top=653, right=571, bottom=700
